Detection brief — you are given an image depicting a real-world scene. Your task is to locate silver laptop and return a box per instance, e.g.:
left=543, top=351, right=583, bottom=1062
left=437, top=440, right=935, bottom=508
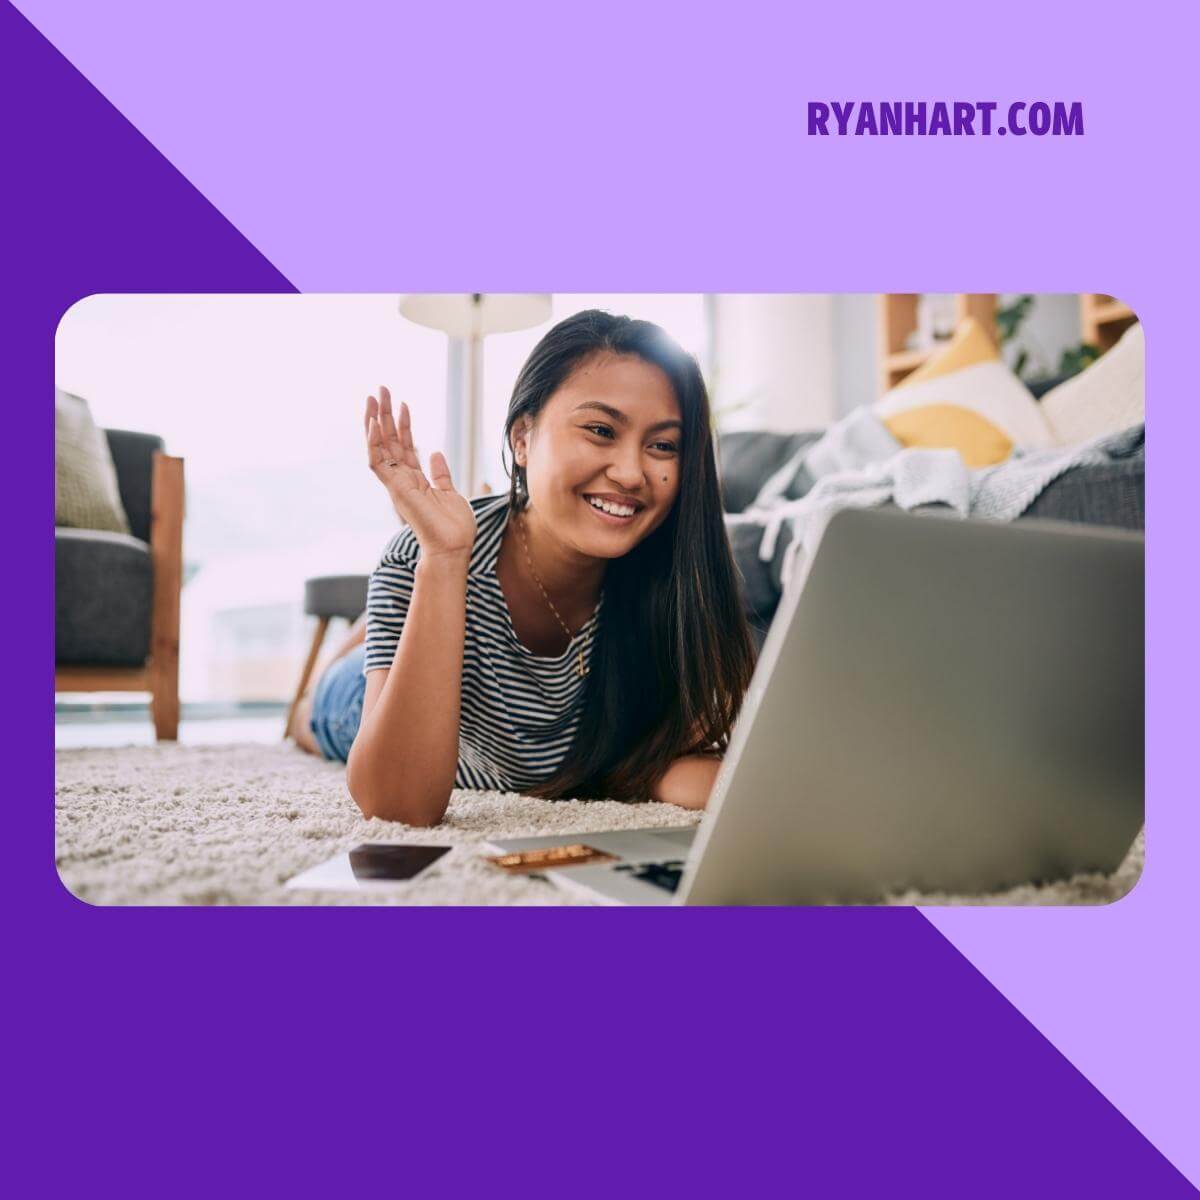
left=490, top=507, right=1144, bottom=905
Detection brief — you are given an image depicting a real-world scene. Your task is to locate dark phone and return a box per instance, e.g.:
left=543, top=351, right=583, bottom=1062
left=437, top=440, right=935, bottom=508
left=348, top=843, right=450, bottom=881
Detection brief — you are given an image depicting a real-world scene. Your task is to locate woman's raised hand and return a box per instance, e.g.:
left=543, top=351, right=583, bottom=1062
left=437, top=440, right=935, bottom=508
left=365, top=386, right=477, bottom=560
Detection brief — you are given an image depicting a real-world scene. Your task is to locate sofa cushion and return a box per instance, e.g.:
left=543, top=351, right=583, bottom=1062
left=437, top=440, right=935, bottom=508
left=717, top=430, right=823, bottom=513
left=55, top=389, right=132, bottom=535
left=726, top=521, right=781, bottom=647
left=1039, top=321, right=1144, bottom=447
left=1021, top=451, right=1144, bottom=530
left=55, top=529, right=153, bottom=666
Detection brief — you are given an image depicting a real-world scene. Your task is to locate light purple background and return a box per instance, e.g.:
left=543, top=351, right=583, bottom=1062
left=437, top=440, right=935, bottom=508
left=23, top=0, right=1198, bottom=1183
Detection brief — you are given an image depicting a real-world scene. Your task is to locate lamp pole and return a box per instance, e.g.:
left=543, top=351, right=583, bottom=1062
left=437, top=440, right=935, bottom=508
left=443, top=336, right=466, bottom=492
left=466, top=294, right=483, bottom=495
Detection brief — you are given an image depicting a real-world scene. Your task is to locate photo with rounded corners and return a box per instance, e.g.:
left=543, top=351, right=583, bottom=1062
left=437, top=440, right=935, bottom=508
left=53, top=292, right=1145, bottom=906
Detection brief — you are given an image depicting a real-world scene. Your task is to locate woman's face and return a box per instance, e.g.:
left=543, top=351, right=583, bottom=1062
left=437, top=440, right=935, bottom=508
left=513, top=352, right=684, bottom=559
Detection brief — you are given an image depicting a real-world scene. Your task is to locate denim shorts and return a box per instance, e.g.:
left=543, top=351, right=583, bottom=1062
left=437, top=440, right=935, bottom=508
left=310, top=643, right=368, bottom=763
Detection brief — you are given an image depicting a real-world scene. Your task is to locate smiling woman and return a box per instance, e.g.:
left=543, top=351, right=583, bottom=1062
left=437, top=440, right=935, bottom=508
left=291, top=309, right=756, bottom=825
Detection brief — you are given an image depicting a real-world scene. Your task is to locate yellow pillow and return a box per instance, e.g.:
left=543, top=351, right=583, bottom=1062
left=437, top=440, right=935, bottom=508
left=896, top=317, right=998, bottom=388
left=882, top=404, right=1015, bottom=467
left=875, top=319, right=1053, bottom=467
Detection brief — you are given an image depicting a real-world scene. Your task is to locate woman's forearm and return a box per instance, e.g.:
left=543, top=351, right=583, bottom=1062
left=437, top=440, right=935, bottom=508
left=346, top=554, right=469, bottom=825
left=650, top=754, right=723, bottom=810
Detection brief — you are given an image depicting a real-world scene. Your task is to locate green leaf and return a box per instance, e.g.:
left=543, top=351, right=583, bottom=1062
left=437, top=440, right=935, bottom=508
left=996, top=294, right=1035, bottom=343
left=1057, top=343, right=1102, bottom=378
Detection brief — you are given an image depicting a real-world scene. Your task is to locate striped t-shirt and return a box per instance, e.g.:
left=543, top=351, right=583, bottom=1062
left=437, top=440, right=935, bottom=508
left=362, top=495, right=603, bottom=792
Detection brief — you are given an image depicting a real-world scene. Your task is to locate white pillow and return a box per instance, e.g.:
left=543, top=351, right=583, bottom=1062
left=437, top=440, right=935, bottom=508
left=1040, top=322, right=1144, bottom=447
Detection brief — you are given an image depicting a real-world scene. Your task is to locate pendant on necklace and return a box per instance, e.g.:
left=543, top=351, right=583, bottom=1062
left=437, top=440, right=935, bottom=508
left=577, top=649, right=587, bottom=679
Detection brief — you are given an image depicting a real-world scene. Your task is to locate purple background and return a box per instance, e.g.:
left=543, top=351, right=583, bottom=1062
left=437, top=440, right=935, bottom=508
left=16, top=0, right=1198, bottom=1190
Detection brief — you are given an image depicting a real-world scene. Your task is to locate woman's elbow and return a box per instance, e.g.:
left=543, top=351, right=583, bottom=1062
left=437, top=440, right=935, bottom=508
left=352, top=787, right=449, bottom=827
left=651, top=754, right=723, bottom=810
left=346, top=764, right=449, bottom=827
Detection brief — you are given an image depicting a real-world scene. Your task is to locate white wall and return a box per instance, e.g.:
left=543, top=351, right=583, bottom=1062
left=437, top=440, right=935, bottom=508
left=832, top=294, right=879, bottom=419
left=711, top=295, right=836, bottom=432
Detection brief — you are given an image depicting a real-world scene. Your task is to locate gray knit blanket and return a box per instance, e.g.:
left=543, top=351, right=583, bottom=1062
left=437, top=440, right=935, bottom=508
left=725, top=411, right=1145, bottom=594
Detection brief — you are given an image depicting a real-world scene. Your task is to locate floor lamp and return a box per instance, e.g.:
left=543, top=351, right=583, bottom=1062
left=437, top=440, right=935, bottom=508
left=398, top=294, right=552, bottom=496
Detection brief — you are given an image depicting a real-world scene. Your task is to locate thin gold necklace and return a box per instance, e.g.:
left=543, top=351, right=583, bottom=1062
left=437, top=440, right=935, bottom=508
left=515, top=508, right=588, bottom=679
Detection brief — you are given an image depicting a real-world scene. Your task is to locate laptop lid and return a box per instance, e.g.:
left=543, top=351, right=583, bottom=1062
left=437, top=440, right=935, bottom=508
left=677, top=508, right=1144, bottom=905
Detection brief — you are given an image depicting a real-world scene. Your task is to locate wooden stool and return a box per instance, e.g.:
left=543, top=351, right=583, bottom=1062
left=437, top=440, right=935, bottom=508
left=284, top=574, right=369, bottom=740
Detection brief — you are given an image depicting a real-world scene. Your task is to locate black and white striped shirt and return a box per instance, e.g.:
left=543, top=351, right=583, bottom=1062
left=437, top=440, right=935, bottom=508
left=362, top=495, right=603, bottom=792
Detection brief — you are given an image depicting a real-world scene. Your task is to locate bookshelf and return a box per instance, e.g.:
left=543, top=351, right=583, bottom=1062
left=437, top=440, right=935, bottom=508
left=878, top=294, right=997, bottom=393
left=1081, top=294, right=1137, bottom=352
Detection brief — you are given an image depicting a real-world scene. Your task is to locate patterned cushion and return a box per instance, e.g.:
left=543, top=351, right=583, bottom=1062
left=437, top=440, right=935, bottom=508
left=55, top=388, right=131, bottom=534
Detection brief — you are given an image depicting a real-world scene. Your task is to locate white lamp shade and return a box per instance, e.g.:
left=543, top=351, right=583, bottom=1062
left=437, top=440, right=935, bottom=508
left=398, top=293, right=552, bottom=338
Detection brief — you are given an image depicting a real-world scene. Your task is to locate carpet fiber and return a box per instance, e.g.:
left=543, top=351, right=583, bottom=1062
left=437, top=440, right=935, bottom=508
left=54, top=743, right=1143, bottom=906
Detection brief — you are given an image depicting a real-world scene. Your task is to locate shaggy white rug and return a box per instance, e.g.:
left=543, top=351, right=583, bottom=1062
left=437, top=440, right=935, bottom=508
left=54, top=743, right=1143, bottom=906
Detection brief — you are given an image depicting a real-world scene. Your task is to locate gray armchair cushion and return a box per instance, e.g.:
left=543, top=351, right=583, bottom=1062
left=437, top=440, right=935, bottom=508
left=55, top=529, right=153, bottom=666
left=105, top=429, right=166, bottom=544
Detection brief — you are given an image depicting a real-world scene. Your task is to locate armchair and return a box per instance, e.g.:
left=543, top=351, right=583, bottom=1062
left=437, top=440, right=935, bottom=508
left=55, top=429, right=185, bottom=740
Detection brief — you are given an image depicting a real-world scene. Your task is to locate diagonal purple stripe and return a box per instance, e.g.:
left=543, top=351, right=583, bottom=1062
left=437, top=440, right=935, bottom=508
left=2, top=7, right=294, bottom=301
left=7, top=4, right=1195, bottom=1194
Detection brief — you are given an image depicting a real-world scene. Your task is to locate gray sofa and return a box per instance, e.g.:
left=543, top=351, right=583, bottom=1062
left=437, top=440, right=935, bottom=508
left=55, top=429, right=185, bottom=739
left=719, top=427, right=1145, bottom=649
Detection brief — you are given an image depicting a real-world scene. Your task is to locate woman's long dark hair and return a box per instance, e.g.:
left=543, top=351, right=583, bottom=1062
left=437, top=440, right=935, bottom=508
left=501, top=309, right=757, bottom=802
